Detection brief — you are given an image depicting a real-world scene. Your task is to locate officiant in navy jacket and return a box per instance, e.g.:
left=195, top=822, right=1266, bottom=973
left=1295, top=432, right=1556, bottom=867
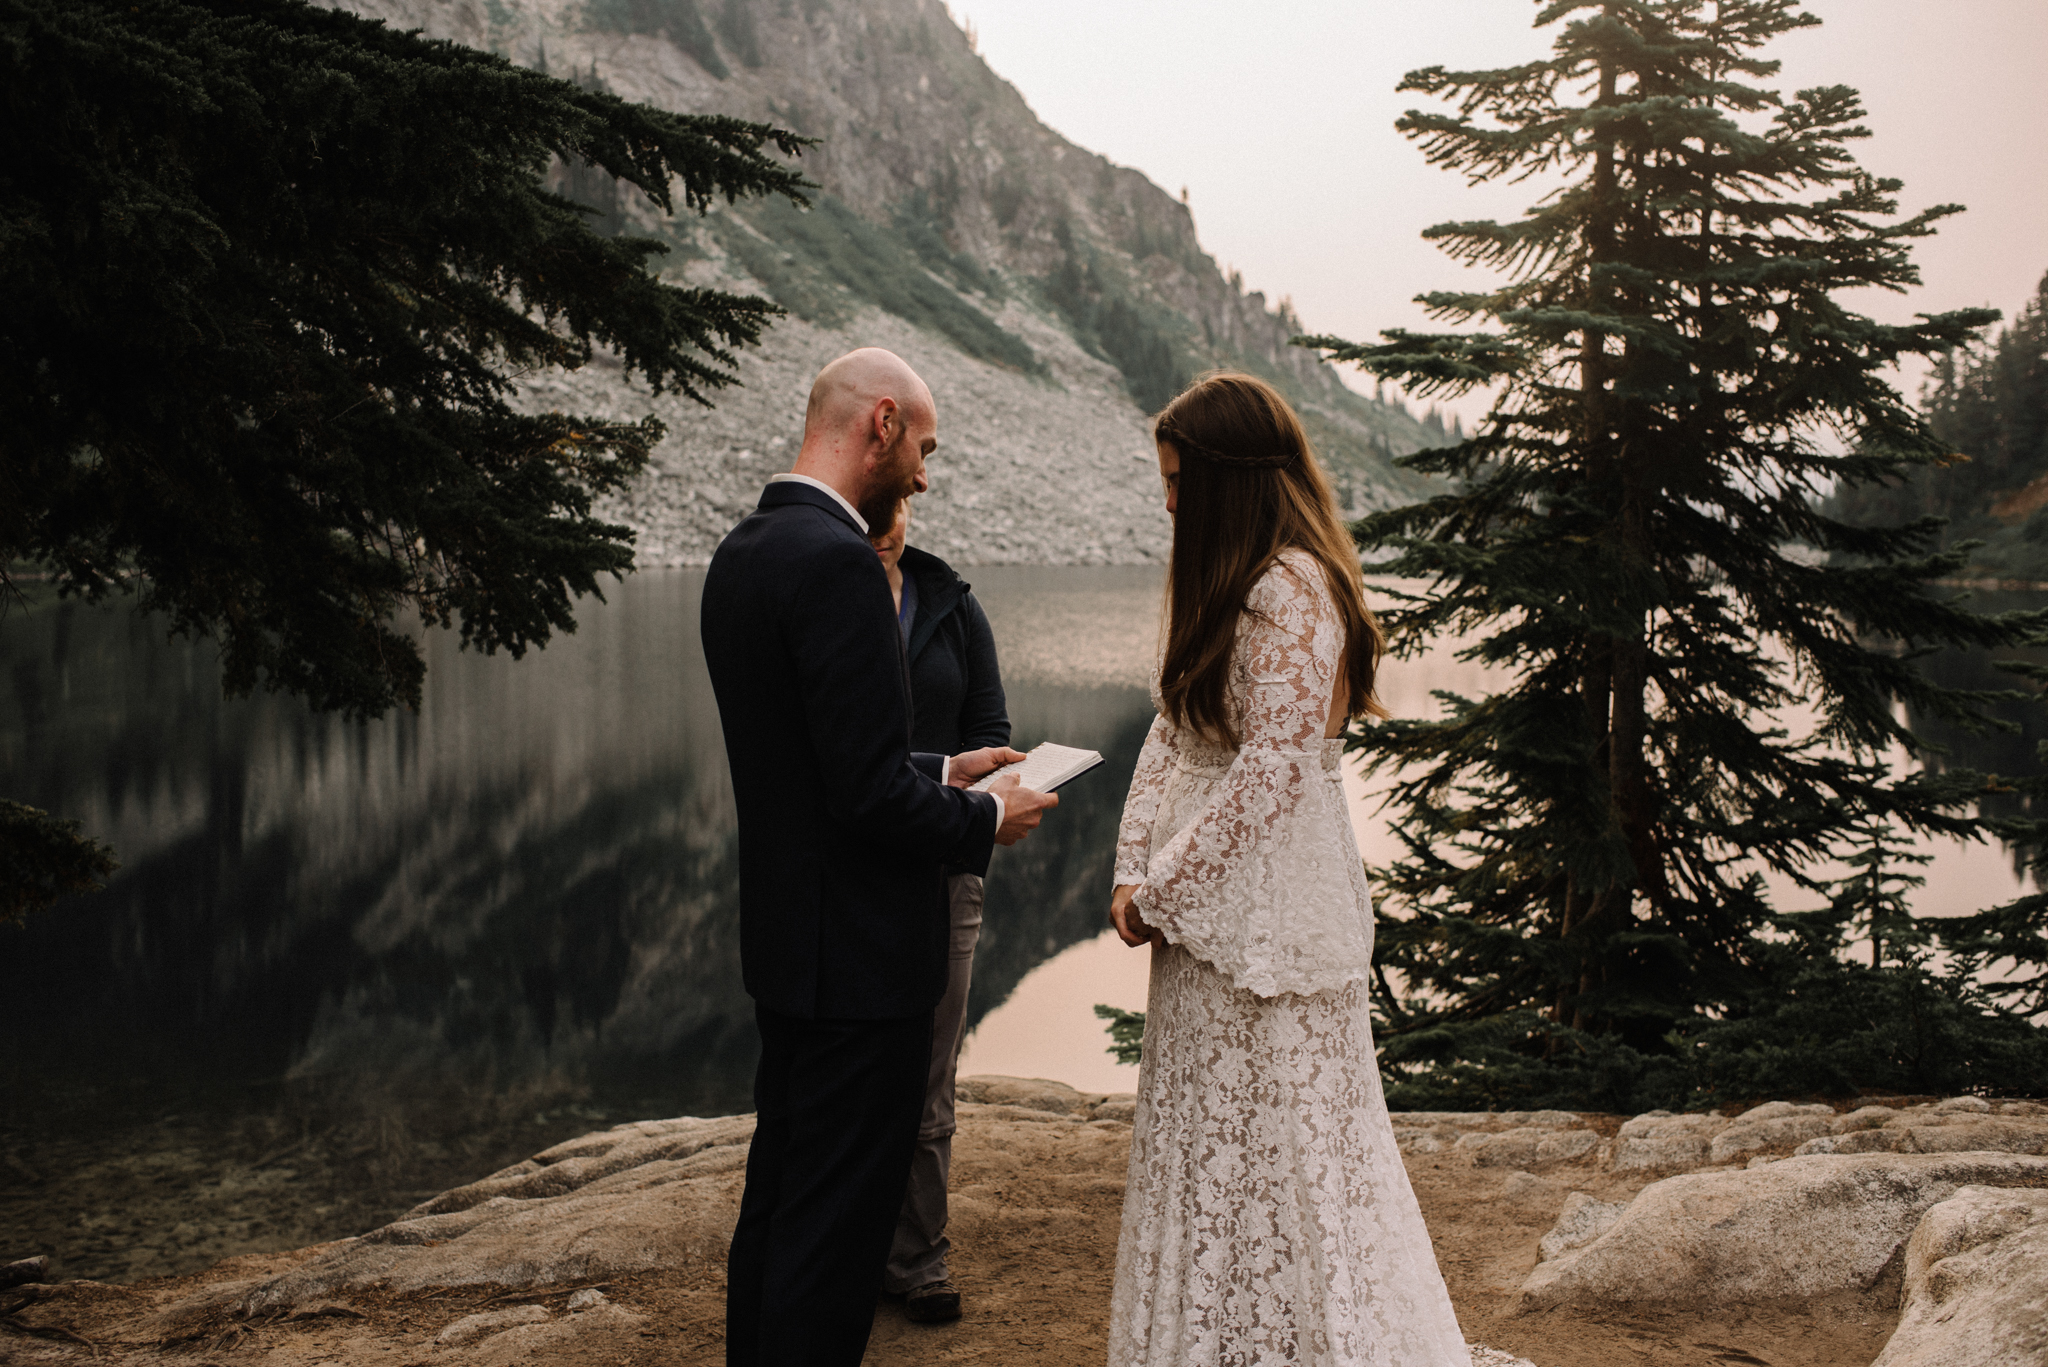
left=700, top=348, right=1057, bottom=1367
left=869, top=496, right=1007, bottom=1326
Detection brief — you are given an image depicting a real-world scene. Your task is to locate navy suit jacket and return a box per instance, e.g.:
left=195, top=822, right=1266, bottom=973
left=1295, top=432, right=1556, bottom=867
left=700, top=481, right=1000, bottom=1019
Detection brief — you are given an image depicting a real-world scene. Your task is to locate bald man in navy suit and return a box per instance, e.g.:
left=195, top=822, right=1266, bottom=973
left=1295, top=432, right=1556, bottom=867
left=701, top=348, right=1058, bottom=1365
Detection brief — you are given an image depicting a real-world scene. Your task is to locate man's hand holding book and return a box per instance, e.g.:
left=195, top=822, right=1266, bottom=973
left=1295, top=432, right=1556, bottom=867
left=947, top=744, right=1090, bottom=846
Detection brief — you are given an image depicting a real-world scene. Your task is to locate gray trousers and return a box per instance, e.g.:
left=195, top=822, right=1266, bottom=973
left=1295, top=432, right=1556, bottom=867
left=882, top=872, right=983, bottom=1293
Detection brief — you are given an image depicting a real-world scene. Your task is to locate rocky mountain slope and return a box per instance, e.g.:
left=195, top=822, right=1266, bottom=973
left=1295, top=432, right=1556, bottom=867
left=323, top=0, right=1448, bottom=564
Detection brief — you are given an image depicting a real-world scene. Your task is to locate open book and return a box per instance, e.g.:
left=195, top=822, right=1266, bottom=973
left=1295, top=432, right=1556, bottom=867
left=967, top=741, right=1105, bottom=794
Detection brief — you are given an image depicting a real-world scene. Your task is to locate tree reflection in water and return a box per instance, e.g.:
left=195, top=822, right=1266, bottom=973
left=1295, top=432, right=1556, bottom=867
left=10, top=572, right=2038, bottom=1282
left=1901, top=589, right=2048, bottom=864
left=0, top=569, right=1157, bottom=1279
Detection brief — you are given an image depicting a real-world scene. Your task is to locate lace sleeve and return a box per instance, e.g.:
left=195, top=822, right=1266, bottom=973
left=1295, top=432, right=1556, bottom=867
left=1113, top=713, right=1177, bottom=886
left=1133, top=554, right=1377, bottom=997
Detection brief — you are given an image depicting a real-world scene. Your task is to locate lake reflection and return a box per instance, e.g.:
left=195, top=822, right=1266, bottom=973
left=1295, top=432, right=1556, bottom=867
left=0, top=567, right=1160, bottom=1280
left=4, top=569, right=2040, bottom=1282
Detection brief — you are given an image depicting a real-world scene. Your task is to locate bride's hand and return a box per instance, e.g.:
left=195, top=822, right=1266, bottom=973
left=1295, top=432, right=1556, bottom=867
left=1111, top=884, right=1162, bottom=948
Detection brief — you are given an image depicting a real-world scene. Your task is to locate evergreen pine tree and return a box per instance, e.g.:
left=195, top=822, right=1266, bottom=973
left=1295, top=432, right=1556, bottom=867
left=1, top=0, right=810, bottom=920
left=1819, top=267, right=2048, bottom=1036
left=1825, top=268, right=2048, bottom=1033
left=0, top=802, right=116, bottom=928
left=1829, top=270, right=2048, bottom=578
left=1298, top=0, right=2048, bottom=1109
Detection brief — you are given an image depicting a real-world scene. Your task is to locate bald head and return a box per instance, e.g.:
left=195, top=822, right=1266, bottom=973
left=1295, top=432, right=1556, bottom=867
left=803, top=348, right=934, bottom=441
left=792, top=348, right=938, bottom=531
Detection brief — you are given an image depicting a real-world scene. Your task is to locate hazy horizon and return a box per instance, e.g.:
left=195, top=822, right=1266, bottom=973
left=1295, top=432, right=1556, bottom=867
left=962, top=0, right=2048, bottom=424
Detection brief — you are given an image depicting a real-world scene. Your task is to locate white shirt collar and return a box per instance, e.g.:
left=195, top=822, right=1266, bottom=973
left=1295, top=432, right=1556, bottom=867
left=768, top=473, right=868, bottom=534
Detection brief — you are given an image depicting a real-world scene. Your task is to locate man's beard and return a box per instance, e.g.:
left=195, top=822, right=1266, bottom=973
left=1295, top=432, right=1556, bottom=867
left=856, top=435, right=918, bottom=531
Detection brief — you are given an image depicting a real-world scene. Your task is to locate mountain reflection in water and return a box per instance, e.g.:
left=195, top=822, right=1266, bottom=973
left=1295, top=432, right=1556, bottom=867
left=0, top=567, right=1160, bottom=1281
left=6, top=570, right=2038, bottom=1283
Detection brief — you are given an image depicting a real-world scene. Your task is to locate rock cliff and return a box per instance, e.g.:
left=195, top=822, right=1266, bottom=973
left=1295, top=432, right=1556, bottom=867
left=319, top=0, right=1447, bottom=564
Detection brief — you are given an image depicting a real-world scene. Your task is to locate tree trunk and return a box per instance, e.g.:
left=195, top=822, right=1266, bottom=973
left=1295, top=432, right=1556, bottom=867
left=1565, top=31, right=1627, bottom=1036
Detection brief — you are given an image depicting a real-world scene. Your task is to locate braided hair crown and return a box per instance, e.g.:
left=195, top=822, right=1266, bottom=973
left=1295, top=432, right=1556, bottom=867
left=1153, top=378, right=1302, bottom=468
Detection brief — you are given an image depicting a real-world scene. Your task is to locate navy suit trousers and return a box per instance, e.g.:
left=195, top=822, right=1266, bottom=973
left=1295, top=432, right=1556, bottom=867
left=725, top=1004, right=933, bottom=1366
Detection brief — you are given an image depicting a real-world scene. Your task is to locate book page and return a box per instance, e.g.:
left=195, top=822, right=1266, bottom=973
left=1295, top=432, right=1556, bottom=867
left=968, top=741, right=1103, bottom=793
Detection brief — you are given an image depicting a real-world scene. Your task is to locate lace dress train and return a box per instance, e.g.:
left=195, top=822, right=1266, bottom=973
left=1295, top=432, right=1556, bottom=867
left=1108, top=551, right=1469, bottom=1367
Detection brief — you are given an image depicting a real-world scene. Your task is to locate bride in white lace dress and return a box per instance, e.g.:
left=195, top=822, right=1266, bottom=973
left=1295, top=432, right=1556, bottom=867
left=1106, top=373, right=1470, bottom=1367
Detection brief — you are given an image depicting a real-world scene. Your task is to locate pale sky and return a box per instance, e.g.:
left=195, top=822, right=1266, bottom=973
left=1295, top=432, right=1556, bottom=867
left=961, top=0, right=2048, bottom=423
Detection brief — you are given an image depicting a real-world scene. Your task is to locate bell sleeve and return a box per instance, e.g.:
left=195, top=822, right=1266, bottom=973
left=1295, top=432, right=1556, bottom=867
left=1113, top=712, right=1179, bottom=887
left=1129, top=558, right=1378, bottom=997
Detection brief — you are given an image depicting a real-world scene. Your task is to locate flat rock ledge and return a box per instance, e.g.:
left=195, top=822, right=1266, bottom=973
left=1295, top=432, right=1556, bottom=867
left=1522, top=1152, right=2048, bottom=1308
left=1390, top=1093, right=2048, bottom=1172
left=6, top=1080, right=2045, bottom=1366
left=1874, top=1184, right=2048, bottom=1367
left=1470, top=1093, right=2048, bottom=1367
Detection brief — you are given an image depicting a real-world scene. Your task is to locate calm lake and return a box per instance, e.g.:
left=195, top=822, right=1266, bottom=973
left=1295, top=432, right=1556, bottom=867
left=2, top=567, right=2040, bottom=1281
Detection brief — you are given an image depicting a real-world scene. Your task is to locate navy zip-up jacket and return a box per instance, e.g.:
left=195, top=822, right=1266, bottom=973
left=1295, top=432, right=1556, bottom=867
left=899, top=545, right=1009, bottom=757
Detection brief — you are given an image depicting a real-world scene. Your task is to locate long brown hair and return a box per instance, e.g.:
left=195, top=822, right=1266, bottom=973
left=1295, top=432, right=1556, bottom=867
left=1154, top=371, right=1387, bottom=748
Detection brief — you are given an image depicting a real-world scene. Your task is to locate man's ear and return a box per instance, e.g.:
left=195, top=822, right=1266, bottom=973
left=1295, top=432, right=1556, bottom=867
left=871, top=397, right=899, bottom=449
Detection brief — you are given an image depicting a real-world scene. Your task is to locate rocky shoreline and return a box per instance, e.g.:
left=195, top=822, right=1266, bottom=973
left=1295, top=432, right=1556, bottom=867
left=4, top=1081, right=2044, bottom=1366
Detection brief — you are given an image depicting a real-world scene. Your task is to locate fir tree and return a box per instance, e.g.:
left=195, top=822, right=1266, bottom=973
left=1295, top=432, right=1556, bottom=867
left=1093, top=1004, right=1147, bottom=1067
left=1822, top=268, right=2048, bottom=1029
left=1945, top=677, right=2048, bottom=1027
left=0, top=802, right=117, bottom=928
left=1829, top=270, right=2048, bottom=578
left=1298, top=0, right=2048, bottom=1108
left=1, top=0, right=810, bottom=920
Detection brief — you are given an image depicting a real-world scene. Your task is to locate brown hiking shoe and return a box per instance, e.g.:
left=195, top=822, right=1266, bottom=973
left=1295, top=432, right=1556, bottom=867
left=904, top=1278, right=963, bottom=1323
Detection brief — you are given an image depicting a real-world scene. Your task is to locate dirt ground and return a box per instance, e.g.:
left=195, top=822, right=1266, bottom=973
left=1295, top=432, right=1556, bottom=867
left=0, top=1067, right=628, bottom=1287
left=1, top=1108, right=1904, bottom=1367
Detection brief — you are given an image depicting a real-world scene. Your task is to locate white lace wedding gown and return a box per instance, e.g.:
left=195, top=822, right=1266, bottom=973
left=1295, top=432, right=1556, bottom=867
left=1108, top=550, right=1470, bottom=1367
